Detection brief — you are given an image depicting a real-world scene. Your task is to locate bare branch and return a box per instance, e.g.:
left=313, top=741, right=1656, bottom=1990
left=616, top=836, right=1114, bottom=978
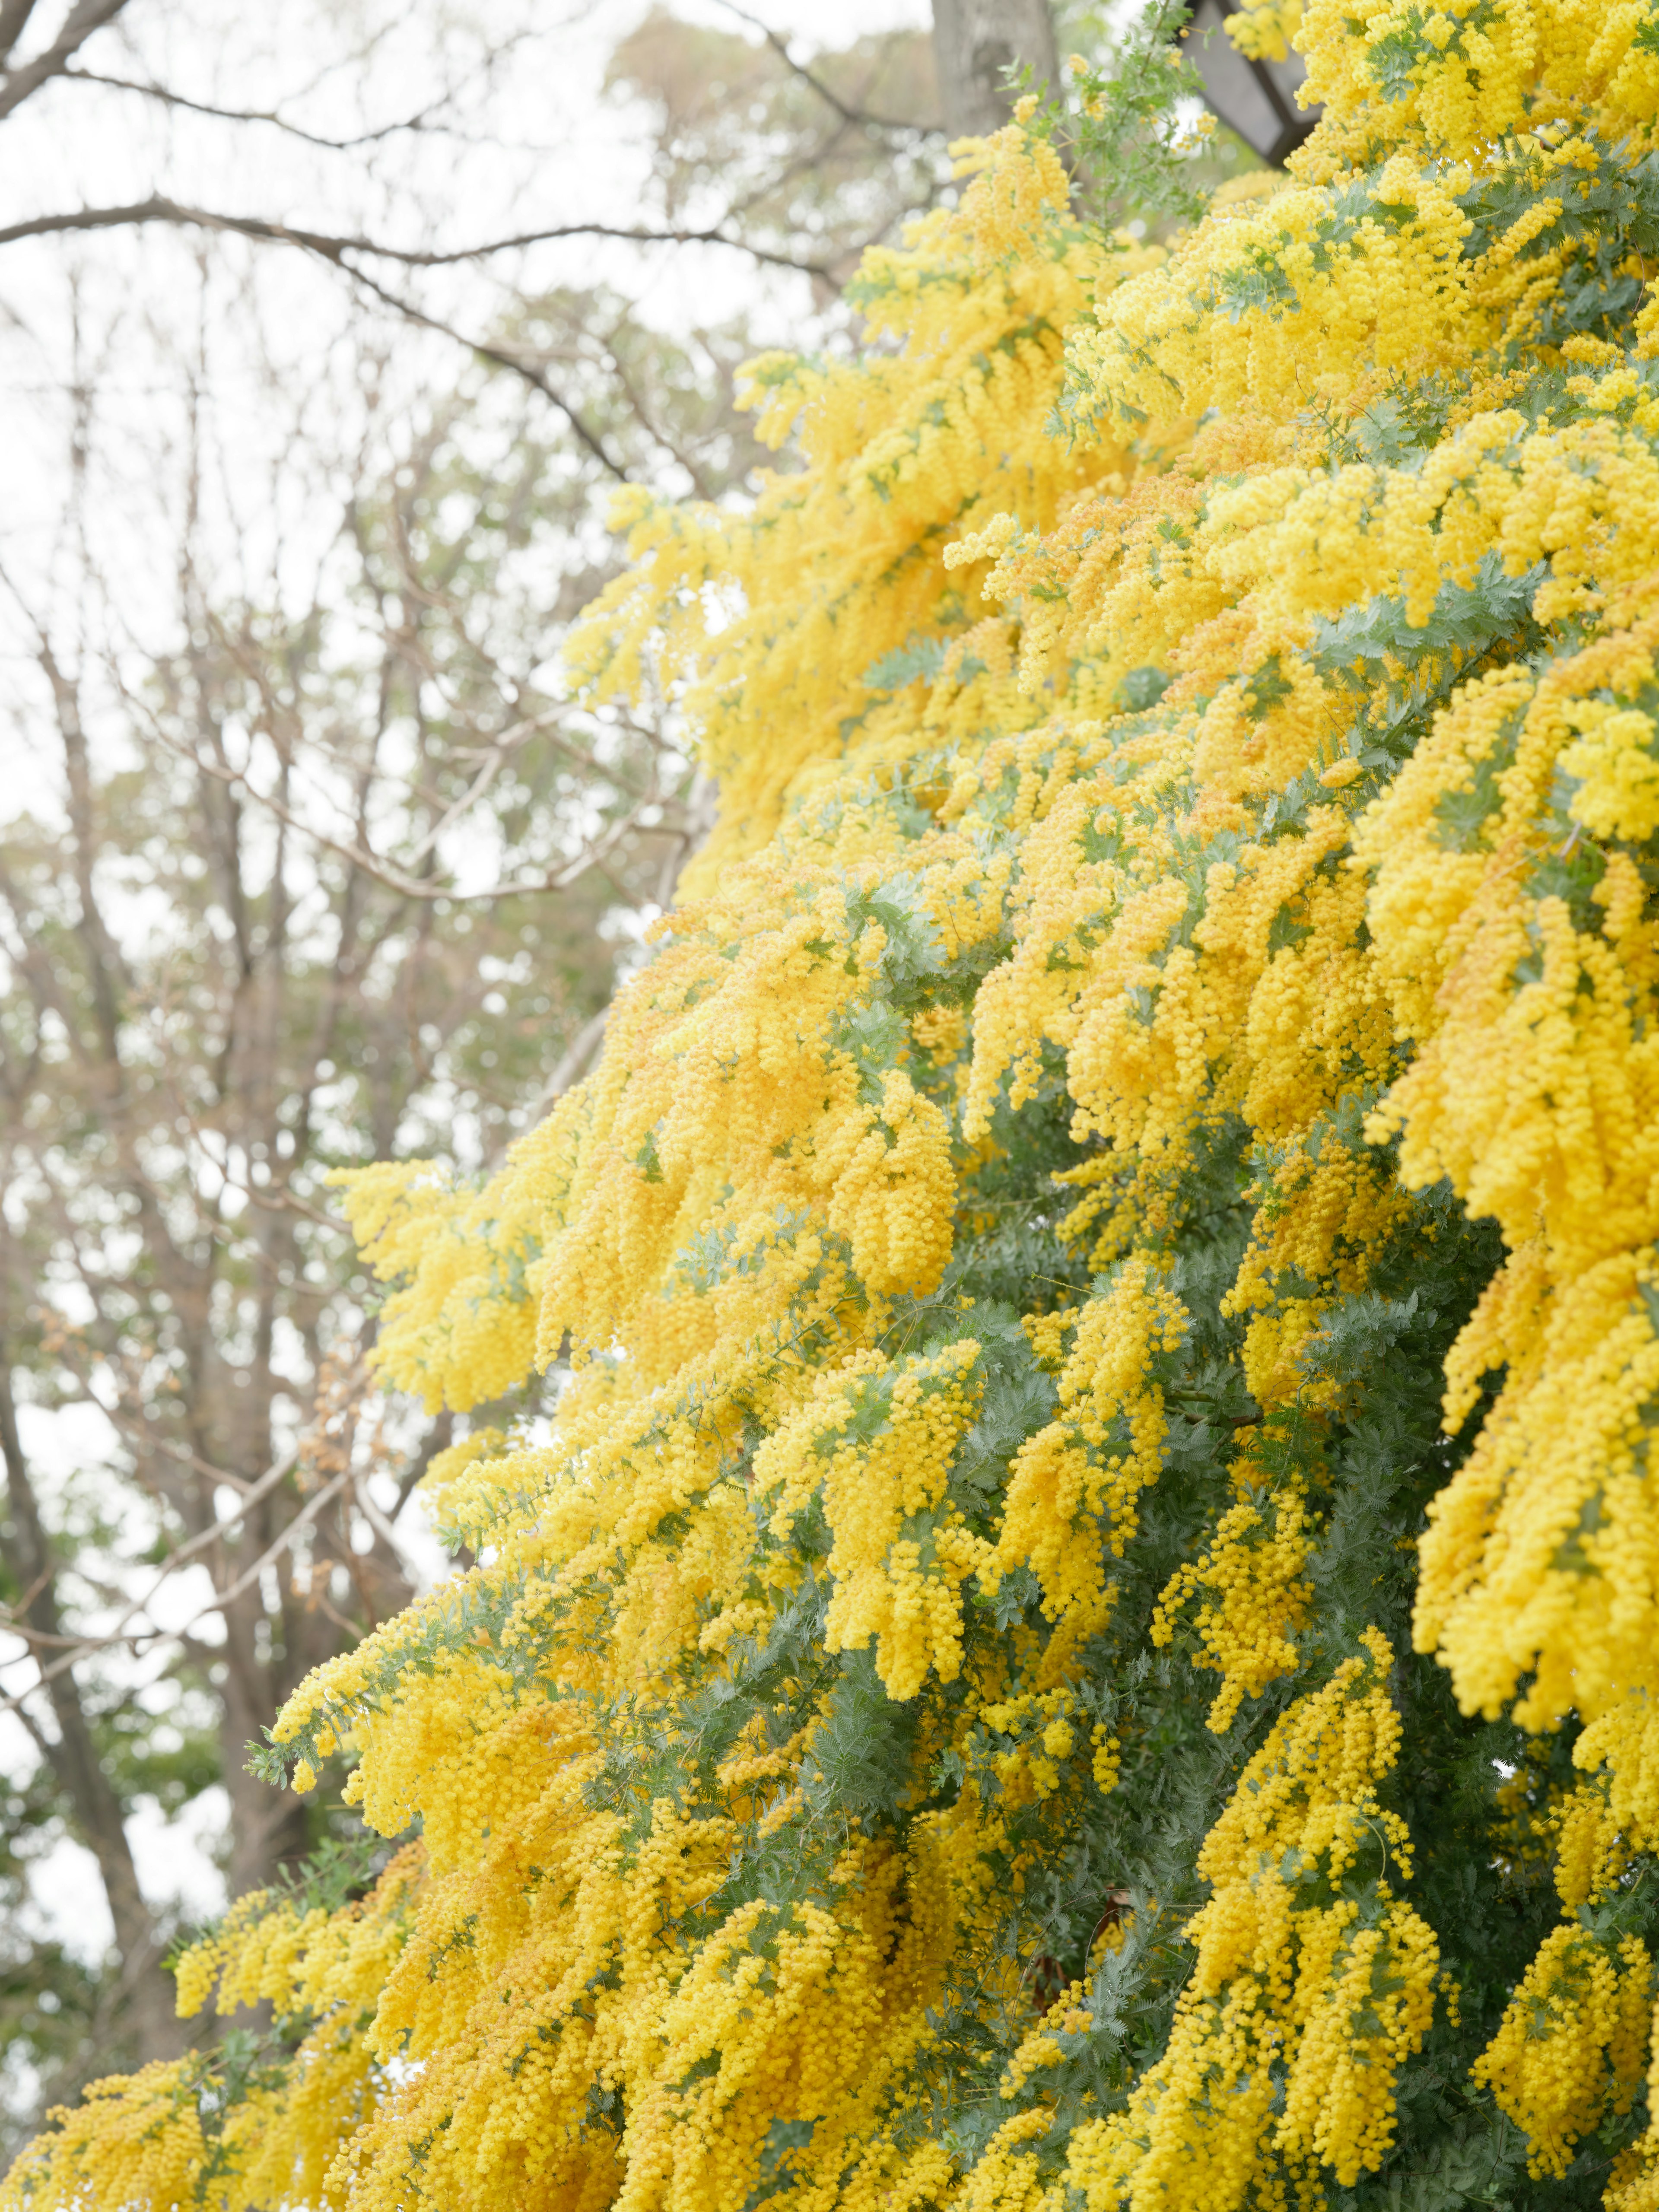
left=398, top=716, right=536, bottom=866
left=0, top=196, right=633, bottom=471
left=230, top=1174, right=353, bottom=1232
left=351, top=1469, right=420, bottom=1580
left=599, top=324, right=719, bottom=500
left=0, top=1457, right=358, bottom=1724
left=0, top=0, right=39, bottom=66
left=0, top=1439, right=302, bottom=1649
left=0, top=194, right=839, bottom=280
left=528, top=1005, right=607, bottom=1120
left=0, top=0, right=128, bottom=122
left=138, top=711, right=686, bottom=905
left=287, top=256, right=634, bottom=481
left=390, top=1412, right=452, bottom=1522
left=0, top=1346, right=178, bottom=2052
left=714, top=2, right=939, bottom=136
left=58, top=44, right=529, bottom=153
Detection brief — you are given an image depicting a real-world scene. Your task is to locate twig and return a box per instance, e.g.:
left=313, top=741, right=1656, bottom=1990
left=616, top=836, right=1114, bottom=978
left=0, top=196, right=841, bottom=279
left=0, top=1460, right=353, bottom=1721
left=398, top=710, right=547, bottom=867
left=0, top=1437, right=305, bottom=1653
left=58, top=43, right=526, bottom=154
left=714, top=2, right=935, bottom=135
left=531, top=1006, right=607, bottom=1118
left=352, top=1469, right=419, bottom=1579
left=140, top=715, right=683, bottom=902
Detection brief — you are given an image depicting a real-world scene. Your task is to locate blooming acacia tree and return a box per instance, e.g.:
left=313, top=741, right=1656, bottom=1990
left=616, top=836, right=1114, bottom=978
left=9, top=3, right=1659, bottom=2210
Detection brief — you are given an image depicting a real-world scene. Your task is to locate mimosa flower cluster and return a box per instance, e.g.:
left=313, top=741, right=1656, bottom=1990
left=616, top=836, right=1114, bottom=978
left=12, top=3, right=1659, bottom=2206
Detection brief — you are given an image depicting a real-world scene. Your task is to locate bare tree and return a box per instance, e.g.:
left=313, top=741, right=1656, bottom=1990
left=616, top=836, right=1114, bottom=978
left=0, top=343, right=715, bottom=2127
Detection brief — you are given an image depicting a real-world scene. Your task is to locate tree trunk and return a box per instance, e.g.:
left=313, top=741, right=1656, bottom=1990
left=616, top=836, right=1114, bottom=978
left=931, top=0, right=1060, bottom=139
left=0, top=1357, right=182, bottom=2064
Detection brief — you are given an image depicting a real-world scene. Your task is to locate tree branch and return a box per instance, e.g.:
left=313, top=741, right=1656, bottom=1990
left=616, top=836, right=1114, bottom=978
left=0, top=1457, right=356, bottom=1723
left=140, top=713, right=686, bottom=904
left=272, top=251, right=634, bottom=479
left=0, top=1438, right=303, bottom=1654
left=0, top=194, right=840, bottom=278
left=0, top=197, right=636, bottom=471
left=0, top=0, right=39, bottom=67
left=714, top=1, right=939, bottom=136
left=58, top=56, right=518, bottom=153
left=528, top=1004, right=607, bottom=1122
left=0, top=0, right=127, bottom=122
left=0, top=1345, right=178, bottom=2053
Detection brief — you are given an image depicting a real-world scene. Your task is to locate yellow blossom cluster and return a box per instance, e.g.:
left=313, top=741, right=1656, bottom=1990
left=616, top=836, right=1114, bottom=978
left=1292, top=0, right=1659, bottom=170
left=1152, top=1465, right=1314, bottom=1731
left=963, top=1684, right=1121, bottom=1802
left=1474, top=1927, right=1654, bottom=2176
left=16, top=9, right=1659, bottom=2209
left=756, top=1336, right=987, bottom=1699
left=1, top=1856, right=416, bottom=2212
left=1055, top=1635, right=1440, bottom=2207
left=988, top=1259, right=1187, bottom=1653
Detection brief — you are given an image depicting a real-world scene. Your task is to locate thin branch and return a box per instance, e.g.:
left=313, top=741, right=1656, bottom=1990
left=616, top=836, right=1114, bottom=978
left=0, top=1439, right=302, bottom=1652
left=0, top=198, right=631, bottom=469
left=57, top=50, right=521, bottom=153
left=599, top=326, right=718, bottom=500
left=528, top=1004, right=607, bottom=1121
left=108, top=1425, right=289, bottom=1502
left=352, top=1469, right=419, bottom=1580
left=321, top=257, right=631, bottom=480
left=229, top=1174, right=351, bottom=1232
left=0, top=1460, right=353, bottom=1722
left=0, top=195, right=839, bottom=278
left=714, top=2, right=937, bottom=135
left=398, top=714, right=540, bottom=866
left=57, top=65, right=397, bottom=149
left=391, top=1413, right=451, bottom=1522
left=142, top=714, right=685, bottom=903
